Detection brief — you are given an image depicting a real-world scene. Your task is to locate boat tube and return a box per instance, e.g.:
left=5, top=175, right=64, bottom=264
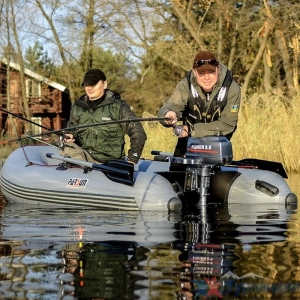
left=0, top=136, right=297, bottom=212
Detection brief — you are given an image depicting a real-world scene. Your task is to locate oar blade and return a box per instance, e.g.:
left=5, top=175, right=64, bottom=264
left=46, top=153, right=135, bottom=186
left=102, top=160, right=135, bottom=186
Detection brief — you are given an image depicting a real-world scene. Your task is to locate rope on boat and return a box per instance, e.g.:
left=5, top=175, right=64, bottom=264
left=20, top=146, right=79, bottom=168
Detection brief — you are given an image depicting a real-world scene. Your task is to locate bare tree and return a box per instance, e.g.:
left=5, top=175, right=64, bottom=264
left=33, top=0, right=76, bottom=100
left=0, top=0, right=18, bottom=137
left=0, top=0, right=33, bottom=135
left=9, top=0, right=31, bottom=121
left=29, top=0, right=119, bottom=100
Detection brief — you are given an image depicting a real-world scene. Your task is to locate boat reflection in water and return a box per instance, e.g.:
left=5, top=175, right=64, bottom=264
left=0, top=201, right=297, bottom=299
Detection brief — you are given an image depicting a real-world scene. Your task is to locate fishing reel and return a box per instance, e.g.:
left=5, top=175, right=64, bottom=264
left=58, top=133, right=74, bottom=150
left=173, top=125, right=188, bottom=137
left=59, top=134, right=67, bottom=150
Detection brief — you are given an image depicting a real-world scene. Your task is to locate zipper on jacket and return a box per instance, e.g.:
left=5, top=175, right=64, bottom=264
left=204, top=92, right=212, bottom=123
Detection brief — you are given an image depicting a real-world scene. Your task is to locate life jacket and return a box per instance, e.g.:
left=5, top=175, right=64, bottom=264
left=172, top=70, right=234, bottom=160
left=185, top=70, right=233, bottom=125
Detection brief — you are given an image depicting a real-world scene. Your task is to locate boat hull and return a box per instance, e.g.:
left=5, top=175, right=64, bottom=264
left=0, top=145, right=297, bottom=211
left=0, top=146, right=181, bottom=212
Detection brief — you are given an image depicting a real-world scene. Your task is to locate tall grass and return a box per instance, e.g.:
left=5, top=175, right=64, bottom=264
left=230, top=95, right=300, bottom=172
left=0, top=143, right=18, bottom=161
left=140, top=120, right=177, bottom=157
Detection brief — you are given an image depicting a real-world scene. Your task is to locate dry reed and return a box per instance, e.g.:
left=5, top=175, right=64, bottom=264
left=231, top=95, right=300, bottom=172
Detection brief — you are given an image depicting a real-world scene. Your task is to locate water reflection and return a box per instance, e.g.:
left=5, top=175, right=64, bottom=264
left=59, top=241, right=144, bottom=299
left=0, top=201, right=298, bottom=299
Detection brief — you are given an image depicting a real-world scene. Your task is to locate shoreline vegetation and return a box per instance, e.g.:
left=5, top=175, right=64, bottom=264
left=0, top=96, right=299, bottom=173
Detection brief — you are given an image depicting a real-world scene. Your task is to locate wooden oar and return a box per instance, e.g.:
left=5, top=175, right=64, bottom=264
left=46, top=153, right=134, bottom=186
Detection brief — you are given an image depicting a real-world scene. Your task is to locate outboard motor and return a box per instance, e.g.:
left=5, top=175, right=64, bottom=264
left=171, top=136, right=233, bottom=207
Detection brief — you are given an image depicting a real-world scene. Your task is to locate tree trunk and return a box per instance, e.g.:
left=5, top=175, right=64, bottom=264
left=227, top=24, right=237, bottom=71
left=216, top=0, right=223, bottom=61
left=275, top=29, right=296, bottom=96
left=262, top=44, right=272, bottom=93
left=80, top=0, right=96, bottom=71
left=4, top=2, right=18, bottom=137
left=291, top=36, right=299, bottom=93
left=241, top=18, right=277, bottom=99
left=10, top=2, right=31, bottom=125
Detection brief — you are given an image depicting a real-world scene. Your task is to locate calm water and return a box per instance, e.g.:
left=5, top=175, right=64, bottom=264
left=0, top=173, right=299, bottom=300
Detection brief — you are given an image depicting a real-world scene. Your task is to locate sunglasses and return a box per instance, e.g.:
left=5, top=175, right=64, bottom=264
left=193, top=59, right=219, bottom=67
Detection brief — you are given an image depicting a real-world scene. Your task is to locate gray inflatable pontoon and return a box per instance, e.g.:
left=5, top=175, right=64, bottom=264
left=0, top=136, right=297, bottom=212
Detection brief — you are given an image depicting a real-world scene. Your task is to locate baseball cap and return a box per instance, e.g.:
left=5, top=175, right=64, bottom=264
left=82, top=69, right=106, bottom=86
left=193, top=51, right=219, bottom=72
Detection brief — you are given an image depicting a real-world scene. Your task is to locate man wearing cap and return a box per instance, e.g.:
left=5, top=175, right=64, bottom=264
left=157, top=50, right=241, bottom=156
left=60, top=68, right=147, bottom=164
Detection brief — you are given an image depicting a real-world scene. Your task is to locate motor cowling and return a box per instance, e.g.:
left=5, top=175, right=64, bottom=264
left=185, top=136, right=233, bottom=166
left=169, top=136, right=234, bottom=207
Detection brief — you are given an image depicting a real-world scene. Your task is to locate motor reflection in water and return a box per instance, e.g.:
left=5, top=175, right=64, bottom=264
left=172, top=202, right=297, bottom=299
left=0, top=201, right=297, bottom=299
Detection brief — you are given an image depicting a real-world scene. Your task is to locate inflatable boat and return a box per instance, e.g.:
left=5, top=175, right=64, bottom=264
left=0, top=136, right=297, bottom=212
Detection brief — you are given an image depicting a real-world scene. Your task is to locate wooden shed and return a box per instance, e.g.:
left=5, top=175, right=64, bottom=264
left=0, top=58, right=71, bottom=138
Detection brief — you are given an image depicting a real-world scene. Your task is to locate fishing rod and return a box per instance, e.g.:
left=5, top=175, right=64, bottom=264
left=25, top=117, right=170, bottom=139
left=0, top=107, right=59, bottom=146
left=0, top=117, right=171, bottom=145
left=0, top=107, right=52, bottom=131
